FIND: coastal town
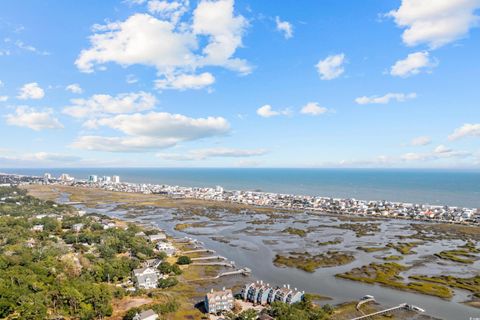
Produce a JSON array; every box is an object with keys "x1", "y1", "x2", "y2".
[{"x1": 2, "y1": 172, "x2": 479, "y2": 225}]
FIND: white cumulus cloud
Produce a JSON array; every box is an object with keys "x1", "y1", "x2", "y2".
[
  {"x1": 402, "y1": 145, "x2": 471, "y2": 161},
  {"x1": 387, "y1": 0, "x2": 480, "y2": 49},
  {"x1": 66, "y1": 83, "x2": 83, "y2": 94},
  {"x1": 17, "y1": 82, "x2": 45, "y2": 100},
  {"x1": 434, "y1": 144, "x2": 452, "y2": 154},
  {"x1": 300, "y1": 102, "x2": 328, "y2": 116},
  {"x1": 76, "y1": 0, "x2": 250, "y2": 85},
  {"x1": 448, "y1": 123, "x2": 480, "y2": 140},
  {"x1": 390, "y1": 51, "x2": 437, "y2": 77},
  {"x1": 71, "y1": 111, "x2": 230, "y2": 152},
  {"x1": 5, "y1": 106, "x2": 63, "y2": 131},
  {"x1": 63, "y1": 91, "x2": 157, "y2": 118},
  {"x1": 355, "y1": 92, "x2": 417, "y2": 105},
  {"x1": 0, "y1": 96, "x2": 8, "y2": 102},
  {"x1": 192, "y1": 0, "x2": 250, "y2": 73},
  {"x1": 155, "y1": 72, "x2": 215, "y2": 90},
  {"x1": 411, "y1": 136, "x2": 431, "y2": 146},
  {"x1": 256, "y1": 104, "x2": 290, "y2": 118},
  {"x1": 315, "y1": 53, "x2": 345, "y2": 80},
  {"x1": 275, "y1": 16, "x2": 293, "y2": 39},
  {"x1": 147, "y1": 0, "x2": 189, "y2": 24},
  {"x1": 76, "y1": 13, "x2": 196, "y2": 74}
]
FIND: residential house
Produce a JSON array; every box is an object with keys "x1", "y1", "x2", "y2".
[
  {"x1": 142, "y1": 258, "x2": 162, "y2": 269},
  {"x1": 31, "y1": 224, "x2": 44, "y2": 232},
  {"x1": 156, "y1": 242, "x2": 176, "y2": 256},
  {"x1": 205, "y1": 288, "x2": 234, "y2": 314},
  {"x1": 132, "y1": 267, "x2": 158, "y2": 289},
  {"x1": 101, "y1": 220, "x2": 116, "y2": 229},
  {"x1": 148, "y1": 233, "x2": 166, "y2": 242},
  {"x1": 135, "y1": 231, "x2": 146, "y2": 237},
  {"x1": 72, "y1": 223, "x2": 84, "y2": 232},
  {"x1": 133, "y1": 309, "x2": 158, "y2": 320},
  {"x1": 25, "y1": 238, "x2": 36, "y2": 248}
]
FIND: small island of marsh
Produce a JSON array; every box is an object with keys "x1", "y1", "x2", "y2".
[
  {"x1": 282, "y1": 227, "x2": 308, "y2": 237},
  {"x1": 274, "y1": 250, "x2": 355, "y2": 272},
  {"x1": 409, "y1": 274, "x2": 480, "y2": 297},
  {"x1": 336, "y1": 262, "x2": 453, "y2": 299},
  {"x1": 434, "y1": 241, "x2": 480, "y2": 264},
  {"x1": 317, "y1": 238, "x2": 343, "y2": 246},
  {"x1": 336, "y1": 223, "x2": 381, "y2": 237},
  {"x1": 386, "y1": 241, "x2": 422, "y2": 255},
  {"x1": 356, "y1": 246, "x2": 387, "y2": 253},
  {"x1": 382, "y1": 255, "x2": 403, "y2": 261}
]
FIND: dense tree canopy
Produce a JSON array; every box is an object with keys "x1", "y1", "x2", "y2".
[
  {"x1": 267, "y1": 296, "x2": 333, "y2": 320},
  {"x1": 0, "y1": 187, "x2": 159, "y2": 319}
]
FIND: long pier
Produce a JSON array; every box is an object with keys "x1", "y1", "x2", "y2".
[
  {"x1": 190, "y1": 255, "x2": 227, "y2": 261},
  {"x1": 191, "y1": 262, "x2": 235, "y2": 267},
  {"x1": 182, "y1": 249, "x2": 215, "y2": 254},
  {"x1": 351, "y1": 303, "x2": 407, "y2": 320},
  {"x1": 188, "y1": 267, "x2": 251, "y2": 282}
]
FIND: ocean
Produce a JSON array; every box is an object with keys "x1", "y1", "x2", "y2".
[{"x1": 2, "y1": 168, "x2": 480, "y2": 208}]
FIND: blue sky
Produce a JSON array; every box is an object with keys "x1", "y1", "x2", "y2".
[{"x1": 0, "y1": 0, "x2": 479, "y2": 168}]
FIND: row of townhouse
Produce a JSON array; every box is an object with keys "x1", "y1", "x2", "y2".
[{"x1": 242, "y1": 281, "x2": 304, "y2": 306}]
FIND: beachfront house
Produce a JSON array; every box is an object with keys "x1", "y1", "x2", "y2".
[
  {"x1": 132, "y1": 267, "x2": 158, "y2": 289},
  {"x1": 205, "y1": 288, "x2": 234, "y2": 314},
  {"x1": 156, "y1": 242, "x2": 176, "y2": 256},
  {"x1": 133, "y1": 309, "x2": 158, "y2": 320}
]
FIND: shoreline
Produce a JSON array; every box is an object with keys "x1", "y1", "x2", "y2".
[
  {"x1": 3, "y1": 168, "x2": 480, "y2": 207},
  {"x1": 2, "y1": 171, "x2": 480, "y2": 226},
  {"x1": 35, "y1": 181, "x2": 480, "y2": 228}
]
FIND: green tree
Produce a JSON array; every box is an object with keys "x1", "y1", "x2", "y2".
[
  {"x1": 123, "y1": 307, "x2": 141, "y2": 320},
  {"x1": 237, "y1": 308, "x2": 258, "y2": 320},
  {"x1": 176, "y1": 255, "x2": 192, "y2": 265},
  {"x1": 158, "y1": 277, "x2": 178, "y2": 289},
  {"x1": 0, "y1": 299, "x2": 14, "y2": 318}
]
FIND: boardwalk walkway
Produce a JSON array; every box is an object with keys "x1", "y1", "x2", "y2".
[
  {"x1": 182, "y1": 249, "x2": 215, "y2": 254},
  {"x1": 190, "y1": 255, "x2": 227, "y2": 261},
  {"x1": 191, "y1": 262, "x2": 235, "y2": 267},
  {"x1": 188, "y1": 267, "x2": 251, "y2": 282},
  {"x1": 351, "y1": 303, "x2": 407, "y2": 320}
]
